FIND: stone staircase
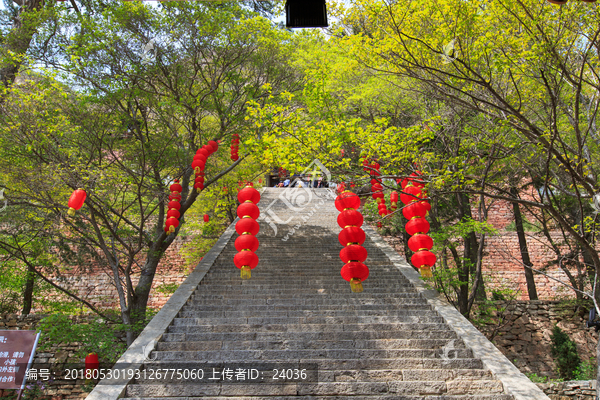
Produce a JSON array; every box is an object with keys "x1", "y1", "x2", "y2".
[{"x1": 115, "y1": 188, "x2": 541, "y2": 400}]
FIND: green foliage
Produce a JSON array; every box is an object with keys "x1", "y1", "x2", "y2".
[
  {"x1": 525, "y1": 373, "x2": 548, "y2": 383},
  {"x1": 155, "y1": 282, "x2": 180, "y2": 295},
  {"x1": 550, "y1": 325, "x2": 581, "y2": 380},
  {"x1": 573, "y1": 358, "x2": 597, "y2": 381},
  {"x1": 36, "y1": 311, "x2": 156, "y2": 364}
]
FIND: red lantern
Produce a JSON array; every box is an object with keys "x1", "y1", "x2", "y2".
[
  {"x1": 401, "y1": 172, "x2": 425, "y2": 189},
  {"x1": 208, "y1": 140, "x2": 219, "y2": 153},
  {"x1": 168, "y1": 200, "x2": 181, "y2": 211},
  {"x1": 411, "y1": 250, "x2": 436, "y2": 278},
  {"x1": 400, "y1": 185, "x2": 424, "y2": 205},
  {"x1": 258, "y1": 178, "x2": 263, "y2": 184},
  {"x1": 402, "y1": 201, "x2": 429, "y2": 220},
  {"x1": 371, "y1": 183, "x2": 383, "y2": 192},
  {"x1": 235, "y1": 234, "x2": 259, "y2": 252},
  {"x1": 340, "y1": 262, "x2": 369, "y2": 293},
  {"x1": 340, "y1": 245, "x2": 368, "y2": 263},
  {"x1": 85, "y1": 353, "x2": 99, "y2": 378},
  {"x1": 198, "y1": 148, "x2": 210, "y2": 158},
  {"x1": 234, "y1": 250, "x2": 259, "y2": 279},
  {"x1": 192, "y1": 159, "x2": 205, "y2": 174},
  {"x1": 194, "y1": 181, "x2": 204, "y2": 190},
  {"x1": 167, "y1": 209, "x2": 180, "y2": 219},
  {"x1": 165, "y1": 217, "x2": 179, "y2": 234},
  {"x1": 338, "y1": 226, "x2": 366, "y2": 246},
  {"x1": 170, "y1": 180, "x2": 182, "y2": 194},
  {"x1": 203, "y1": 214, "x2": 209, "y2": 223},
  {"x1": 390, "y1": 191, "x2": 398, "y2": 204},
  {"x1": 337, "y1": 209, "x2": 364, "y2": 228},
  {"x1": 334, "y1": 192, "x2": 361, "y2": 211},
  {"x1": 408, "y1": 234, "x2": 434, "y2": 252},
  {"x1": 67, "y1": 189, "x2": 87, "y2": 216},
  {"x1": 405, "y1": 218, "x2": 430, "y2": 235},
  {"x1": 238, "y1": 186, "x2": 261, "y2": 204},
  {"x1": 235, "y1": 218, "x2": 260, "y2": 235},
  {"x1": 169, "y1": 193, "x2": 182, "y2": 202},
  {"x1": 237, "y1": 202, "x2": 260, "y2": 220}
]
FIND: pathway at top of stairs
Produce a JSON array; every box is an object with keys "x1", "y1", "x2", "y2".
[{"x1": 122, "y1": 188, "x2": 522, "y2": 399}]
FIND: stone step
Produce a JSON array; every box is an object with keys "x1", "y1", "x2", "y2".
[
  {"x1": 124, "y1": 380, "x2": 505, "y2": 397},
  {"x1": 188, "y1": 296, "x2": 424, "y2": 305},
  {"x1": 167, "y1": 322, "x2": 451, "y2": 334},
  {"x1": 191, "y1": 293, "x2": 422, "y2": 300},
  {"x1": 139, "y1": 358, "x2": 486, "y2": 371},
  {"x1": 157, "y1": 338, "x2": 467, "y2": 351},
  {"x1": 122, "y1": 395, "x2": 513, "y2": 400},
  {"x1": 176, "y1": 309, "x2": 436, "y2": 318},
  {"x1": 150, "y1": 348, "x2": 474, "y2": 361},
  {"x1": 170, "y1": 316, "x2": 445, "y2": 326},
  {"x1": 181, "y1": 302, "x2": 431, "y2": 311},
  {"x1": 161, "y1": 330, "x2": 460, "y2": 342}
]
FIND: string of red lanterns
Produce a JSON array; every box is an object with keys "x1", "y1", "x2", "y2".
[
  {"x1": 192, "y1": 140, "x2": 219, "y2": 191},
  {"x1": 67, "y1": 188, "x2": 87, "y2": 216},
  {"x1": 165, "y1": 179, "x2": 182, "y2": 234},
  {"x1": 400, "y1": 172, "x2": 436, "y2": 278},
  {"x1": 390, "y1": 191, "x2": 398, "y2": 211},
  {"x1": 231, "y1": 134, "x2": 240, "y2": 161},
  {"x1": 335, "y1": 191, "x2": 369, "y2": 293},
  {"x1": 234, "y1": 183, "x2": 261, "y2": 279}
]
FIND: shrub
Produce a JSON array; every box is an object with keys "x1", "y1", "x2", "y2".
[{"x1": 550, "y1": 325, "x2": 581, "y2": 380}]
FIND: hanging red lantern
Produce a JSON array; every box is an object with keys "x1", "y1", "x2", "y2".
[
  {"x1": 168, "y1": 193, "x2": 182, "y2": 202},
  {"x1": 170, "y1": 180, "x2": 182, "y2": 194},
  {"x1": 168, "y1": 200, "x2": 181, "y2": 211},
  {"x1": 258, "y1": 178, "x2": 263, "y2": 184},
  {"x1": 340, "y1": 244, "x2": 368, "y2": 263},
  {"x1": 237, "y1": 202, "x2": 260, "y2": 220},
  {"x1": 203, "y1": 214, "x2": 209, "y2": 223},
  {"x1": 84, "y1": 353, "x2": 99, "y2": 378},
  {"x1": 400, "y1": 185, "x2": 424, "y2": 205},
  {"x1": 238, "y1": 186, "x2": 261, "y2": 204},
  {"x1": 235, "y1": 234, "x2": 259, "y2": 252},
  {"x1": 198, "y1": 148, "x2": 210, "y2": 158},
  {"x1": 235, "y1": 218, "x2": 260, "y2": 236},
  {"x1": 192, "y1": 159, "x2": 205, "y2": 174},
  {"x1": 338, "y1": 226, "x2": 366, "y2": 246},
  {"x1": 231, "y1": 134, "x2": 240, "y2": 161},
  {"x1": 165, "y1": 217, "x2": 179, "y2": 234},
  {"x1": 194, "y1": 181, "x2": 204, "y2": 190},
  {"x1": 67, "y1": 189, "x2": 87, "y2": 216},
  {"x1": 167, "y1": 209, "x2": 181, "y2": 219},
  {"x1": 411, "y1": 250, "x2": 436, "y2": 278},
  {"x1": 405, "y1": 218, "x2": 430, "y2": 235},
  {"x1": 334, "y1": 192, "x2": 361, "y2": 211},
  {"x1": 371, "y1": 183, "x2": 383, "y2": 192},
  {"x1": 234, "y1": 250, "x2": 259, "y2": 279},
  {"x1": 337, "y1": 209, "x2": 364, "y2": 228},
  {"x1": 340, "y1": 262, "x2": 369, "y2": 293},
  {"x1": 401, "y1": 172, "x2": 425, "y2": 189},
  {"x1": 402, "y1": 201, "x2": 429, "y2": 220},
  {"x1": 408, "y1": 234, "x2": 434, "y2": 252},
  {"x1": 390, "y1": 191, "x2": 398, "y2": 204},
  {"x1": 208, "y1": 140, "x2": 219, "y2": 153}
]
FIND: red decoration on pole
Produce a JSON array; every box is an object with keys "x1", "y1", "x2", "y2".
[
  {"x1": 400, "y1": 171, "x2": 435, "y2": 277},
  {"x1": 234, "y1": 183, "x2": 260, "y2": 279},
  {"x1": 203, "y1": 214, "x2": 210, "y2": 223},
  {"x1": 67, "y1": 189, "x2": 87, "y2": 216},
  {"x1": 335, "y1": 191, "x2": 369, "y2": 293}
]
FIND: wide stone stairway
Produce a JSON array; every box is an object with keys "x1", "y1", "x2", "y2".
[{"x1": 94, "y1": 188, "x2": 547, "y2": 400}]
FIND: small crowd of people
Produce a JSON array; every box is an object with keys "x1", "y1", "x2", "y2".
[{"x1": 275, "y1": 175, "x2": 330, "y2": 188}]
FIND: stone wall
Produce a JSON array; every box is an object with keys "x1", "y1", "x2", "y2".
[
  {"x1": 474, "y1": 300, "x2": 597, "y2": 378},
  {"x1": 537, "y1": 380, "x2": 596, "y2": 400}
]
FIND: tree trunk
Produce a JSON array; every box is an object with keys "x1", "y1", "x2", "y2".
[
  {"x1": 510, "y1": 187, "x2": 538, "y2": 300},
  {"x1": 0, "y1": 0, "x2": 44, "y2": 104},
  {"x1": 21, "y1": 263, "x2": 35, "y2": 315}
]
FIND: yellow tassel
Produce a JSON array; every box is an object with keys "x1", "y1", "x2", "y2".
[
  {"x1": 241, "y1": 265, "x2": 251, "y2": 280},
  {"x1": 420, "y1": 266, "x2": 433, "y2": 278},
  {"x1": 350, "y1": 278, "x2": 363, "y2": 293}
]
